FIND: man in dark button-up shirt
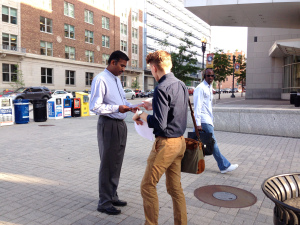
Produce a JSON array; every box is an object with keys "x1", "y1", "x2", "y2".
[{"x1": 132, "y1": 50, "x2": 189, "y2": 225}]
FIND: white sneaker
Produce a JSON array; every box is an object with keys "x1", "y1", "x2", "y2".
[{"x1": 220, "y1": 164, "x2": 239, "y2": 174}]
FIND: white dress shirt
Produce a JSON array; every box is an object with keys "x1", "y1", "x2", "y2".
[
  {"x1": 89, "y1": 69, "x2": 131, "y2": 120},
  {"x1": 193, "y1": 80, "x2": 214, "y2": 127}
]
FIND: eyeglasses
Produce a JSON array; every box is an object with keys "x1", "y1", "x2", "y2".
[{"x1": 206, "y1": 75, "x2": 214, "y2": 78}]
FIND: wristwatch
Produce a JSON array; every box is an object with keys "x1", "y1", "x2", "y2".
[{"x1": 137, "y1": 110, "x2": 143, "y2": 116}]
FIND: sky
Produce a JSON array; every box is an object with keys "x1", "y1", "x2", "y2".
[{"x1": 210, "y1": 26, "x2": 248, "y2": 55}]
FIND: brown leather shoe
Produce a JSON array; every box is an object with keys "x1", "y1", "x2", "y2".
[
  {"x1": 97, "y1": 206, "x2": 121, "y2": 215},
  {"x1": 112, "y1": 200, "x2": 127, "y2": 207}
]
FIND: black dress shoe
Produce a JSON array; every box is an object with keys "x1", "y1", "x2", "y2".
[
  {"x1": 112, "y1": 200, "x2": 127, "y2": 207},
  {"x1": 97, "y1": 206, "x2": 121, "y2": 215}
]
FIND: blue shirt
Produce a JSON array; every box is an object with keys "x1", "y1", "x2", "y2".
[{"x1": 147, "y1": 72, "x2": 189, "y2": 137}]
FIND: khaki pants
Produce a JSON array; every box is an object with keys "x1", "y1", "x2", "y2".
[{"x1": 141, "y1": 136, "x2": 187, "y2": 225}]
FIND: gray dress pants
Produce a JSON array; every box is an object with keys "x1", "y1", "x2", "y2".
[{"x1": 97, "y1": 116, "x2": 127, "y2": 209}]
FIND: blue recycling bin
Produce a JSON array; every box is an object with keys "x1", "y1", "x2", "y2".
[{"x1": 13, "y1": 99, "x2": 29, "y2": 124}]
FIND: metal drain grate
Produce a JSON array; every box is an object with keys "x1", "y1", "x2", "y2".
[{"x1": 194, "y1": 185, "x2": 257, "y2": 208}]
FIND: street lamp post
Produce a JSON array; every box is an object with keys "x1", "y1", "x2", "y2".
[
  {"x1": 231, "y1": 55, "x2": 236, "y2": 98},
  {"x1": 201, "y1": 37, "x2": 207, "y2": 74}
]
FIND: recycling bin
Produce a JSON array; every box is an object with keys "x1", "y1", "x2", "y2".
[
  {"x1": 33, "y1": 99, "x2": 47, "y2": 122},
  {"x1": 71, "y1": 98, "x2": 81, "y2": 117},
  {"x1": 48, "y1": 97, "x2": 63, "y2": 119},
  {"x1": 0, "y1": 97, "x2": 14, "y2": 126},
  {"x1": 75, "y1": 92, "x2": 89, "y2": 117},
  {"x1": 290, "y1": 91, "x2": 297, "y2": 104},
  {"x1": 13, "y1": 99, "x2": 29, "y2": 124},
  {"x1": 63, "y1": 96, "x2": 72, "y2": 118}
]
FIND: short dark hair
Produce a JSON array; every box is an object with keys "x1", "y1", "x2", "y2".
[{"x1": 108, "y1": 51, "x2": 129, "y2": 64}]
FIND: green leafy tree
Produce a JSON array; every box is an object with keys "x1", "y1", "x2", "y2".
[
  {"x1": 213, "y1": 49, "x2": 232, "y2": 99},
  {"x1": 157, "y1": 33, "x2": 200, "y2": 83},
  {"x1": 235, "y1": 55, "x2": 246, "y2": 96},
  {"x1": 10, "y1": 64, "x2": 25, "y2": 90},
  {"x1": 131, "y1": 77, "x2": 140, "y2": 90}
]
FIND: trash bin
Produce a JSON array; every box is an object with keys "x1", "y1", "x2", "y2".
[
  {"x1": 295, "y1": 94, "x2": 300, "y2": 107},
  {"x1": 63, "y1": 96, "x2": 72, "y2": 118},
  {"x1": 290, "y1": 91, "x2": 297, "y2": 104},
  {"x1": 0, "y1": 97, "x2": 14, "y2": 126},
  {"x1": 75, "y1": 92, "x2": 89, "y2": 117},
  {"x1": 13, "y1": 99, "x2": 29, "y2": 124},
  {"x1": 33, "y1": 99, "x2": 47, "y2": 122},
  {"x1": 71, "y1": 98, "x2": 81, "y2": 117}
]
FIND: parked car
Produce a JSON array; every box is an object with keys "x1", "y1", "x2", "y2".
[
  {"x1": 134, "y1": 90, "x2": 142, "y2": 98},
  {"x1": 0, "y1": 90, "x2": 14, "y2": 97},
  {"x1": 223, "y1": 88, "x2": 231, "y2": 93},
  {"x1": 124, "y1": 89, "x2": 135, "y2": 99},
  {"x1": 212, "y1": 89, "x2": 216, "y2": 94},
  {"x1": 187, "y1": 87, "x2": 195, "y2": 95},
  {"x1": 52, "y1": 90, "x2": 73, "y2": 99},
  {"x1": 2, "y1": 86, "x2": 52, "y2": 101}
]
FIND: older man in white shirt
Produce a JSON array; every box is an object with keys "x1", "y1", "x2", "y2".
[
  {"x1": 193, "y1": 68, "x2": 238, "y2": 174},
  {"x1": 90, "y1": 51, "x2": 138, "y2": 215}
]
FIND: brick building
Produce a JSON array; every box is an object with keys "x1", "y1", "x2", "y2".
[{"x1": 0, "y1": 0, "x2": 144, "y2": 93}]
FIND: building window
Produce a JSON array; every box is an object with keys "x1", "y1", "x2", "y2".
[
  {"x1": 85, "y1": 30, "x2": 94, "y2": 44},
  {"x1": 101, "y1": 0, "x2": 110, "y2": 11},
  {"x1": 84, "y1": 9, "x2": 93, "y2": 24},
  {"x1": 102, "y1": 54, "x2": 109, "y2": 65},
  {"x1": 40, "y1": 41, "x2": 53, "y2": 56},
  {"x1": 64, "y1": 1, "x2": 74, "y2": 18},
  {"x1": 132, "y1": 44, "x2": 138, "y2": 54},
  {"x1": 41, "y1": 67, "x2": 53, "y2": 84},
  {"x1": 132, "y1": 60, "x2": 138, "y2": 68},
  {"x1": 121, "y1": 23, "x2": 127, "y2": 35},
  {"x1": 65, "y1": 46, "x2": 75, "y2": 60},
  {"x1": 102, "y1": 16, "x2": 109, "y2": 29},
  {"x1": 2, "y1": 63, "x2": 17, "y2": 82},
  {"x1": 41, "y1": 0, "x2": 52, "y2": 10},
  {"x1": 102, "y1": 35, "x2": 110, "y2": 48},
  {"x1": 65, "y1": 70, "x2": 75, "y2": 85},
  {"x1": 2, "y1": 6, "x2": 17, "y2": 24},
  {"x1": 40, "y1": 16, "x2": 52, "y2": 33},
  {"x1": 121, "y1": 75, "x2": 127, "y2": 87},
  {"x1": 132, "y1": 28, "x2": 138, "y2": 39},
  {"x1": 121, "y1": 8, "x2": 127, "y2": 18},
  {"x1": 254, "y1": 36, "x2": 258, "y2": 42},
  {"x1": 85, "y1": 50, "x2": 94, "y2": 62},
  {"x1": 121, "y1": 40, "x2": 127, "y2": 52},
  {"x1": 64, "y1": 24, "x2": 75, "y2": 39},
  {"x1": 2, "y1": 33, "x2": 17, "y2": 51},
  {"x1": 132, "y1": 11, "x2": 138, "y2": 22},
  {"x1": 85, "y1": 72, "x2": 93, "y2": 86}
]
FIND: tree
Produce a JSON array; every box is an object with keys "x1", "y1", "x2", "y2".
[
  {"x1": 235, "y1": 55, "x2": 246, "y2": 97},
  {"x1": 157, "y1": 33, "x2": 200, "y2": 83},
  {"x1": 131, "y1": 77, "x2": 140, "y2": 90},
  {"x1": 212, "y1": 49, "x2": 232, "y2": 99},
  {"x1": 10, "y1": 64, "x2": 25, "y2": 90}
]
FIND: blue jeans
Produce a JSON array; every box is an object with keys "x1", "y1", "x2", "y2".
[{"x1": 201, "y1": 123, "x2": 231, "y2": 171}]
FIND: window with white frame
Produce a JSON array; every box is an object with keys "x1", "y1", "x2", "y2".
[
  {"x1": 65, "y1": 46, "x2": 75, "y2": 60},
  {"x1": 2, "y1": 63, "x2": 17, "y2": 82},
  {"x1": 102, "y1": 54, "x2": 110, "y2": 65},
  {"x1": 40, "y1": 16, "x2": 52, "y2": 33},
  {"x1": 85, "y1": 72, "x2": 93, "y2": 86},
  {"x1": 40, "y1": 41, "x2": 53, "y2": 56},
  {"x1": 132, "y1": 28, "x2": 138, "y2": 39},
  {"x1": 64, "y1": 1, "x2": 74, "y2": 18},
  {"x1": 2, "y1": 6, "x2": 17, "y2": 24},
  {"x1": 101, "y1": 0, "x2": 110, "y2": 11},
  {"x1": 41, "y1": 67, "x2": 53, "y2": 84},
  {"x1": 65, "y1": 70, "x2": 75, "y2": 85},
  {"x1": 132, "y1": 44, "x2": 138, "y2": 54},
  {"x1": 121, "y1": 8, "x2": 127, "y2": 18},
  {"x1": 121, "y1": 40, "x2": 127, "y2": 52},
  {"x1": 121, "y1": 23, "x2": 127, "y2": 35},
  {"x1": 132, "y1": 60, "x2": 138, "y2": 68},
  {"x1": 121, "y1": 75, "x2": 127, "y2": 87},
  {"x1": 132, "y1": 11, "x2": 138, "y2": 22},
  {"x1": 84, "y1": 9, "x2": 93, "y2": 24},
  {"x1": 102, "y1": 16, "x2": 109, "y2": 29},
  {"x1": 41, "y1": 0, "x2": 52, "y2": 10},
  {"x1": 85, "y1": 50, "x2": 94, "y2": 62},
  {"x1": 64, "y1": 24, "x2": 75, "y2": 39},
  {"x1": 2, "y1": 33, "x2": 17, "y2": 51},
  {"x1": 102, "y1": 35, "x2": 110, "y2": 48},
  {"x1": 85, "y1": 30, "x2": 94, "y2": 44}
]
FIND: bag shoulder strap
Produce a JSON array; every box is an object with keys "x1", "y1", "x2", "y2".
[{"x1": 188, "y1": 99, "x2": 201, "y2": 142}]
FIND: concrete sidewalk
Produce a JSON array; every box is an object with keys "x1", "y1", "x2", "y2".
[{"x1": 0, "y1": 115, "x2": 299, "y2": 225}]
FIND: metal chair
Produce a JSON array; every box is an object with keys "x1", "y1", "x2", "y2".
[{"x1": 262, "y1": 173, "x2": 300, "y2": 225}]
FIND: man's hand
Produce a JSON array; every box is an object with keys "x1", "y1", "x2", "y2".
[
  {"x1": 142, "y1": 101, "x2": 153, "y2": 111},
  {"x1": 119, "y1": 105, "x2": 132, "y2": 113},
  {"x1": 197, "y1": 126, "x2": 202, "y2": 131},
  {"x1": 132, "y1": 112, "x2": 143, "y2": 125},
  {"x1": 131, "y1": 107, "x2": 140, "y2": 113}
]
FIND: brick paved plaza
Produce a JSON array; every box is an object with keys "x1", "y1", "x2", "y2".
[{"x1": 0, "y1": 115, "x2": 299, "y2": 225}]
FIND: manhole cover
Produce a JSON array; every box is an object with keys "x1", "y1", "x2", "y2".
[
  {"x1": 38, "y1": 125, "x2": 55, "y2": 126},
  {"x1": 194, "y1": 185, "x2": 257, "y2": 208}
]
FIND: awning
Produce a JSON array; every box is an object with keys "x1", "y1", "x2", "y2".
[{"x1": 269, "y1": 39, "x2": 300, "y2": 57}]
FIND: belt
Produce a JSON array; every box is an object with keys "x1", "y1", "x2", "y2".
[{"x1": 100, "y1": 115, "x2": 124, "y2": 121}]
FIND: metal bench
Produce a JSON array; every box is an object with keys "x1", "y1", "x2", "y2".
[{"x1": 262, "y1": 173, "x2": 300, "y2": 225}]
